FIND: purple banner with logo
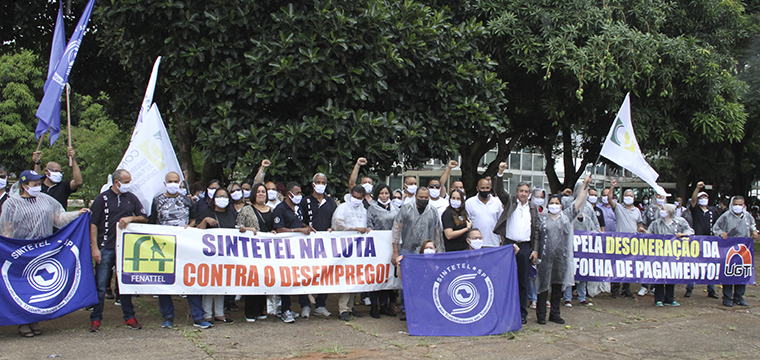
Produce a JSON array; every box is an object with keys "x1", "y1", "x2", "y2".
[
  {"x1": 401, "y1": 246, "x2": 521, "y2": 336},
  {"x1": 573, "y1": 231, "x2": 755, "y2": 285}
]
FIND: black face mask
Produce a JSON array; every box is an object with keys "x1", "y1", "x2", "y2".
[
  {"x1": 417, "y1": 199, "x2": 429, "y2": 210},
  {"x1": 478, "y1": 191, "x2": 490, "y2": 199}
]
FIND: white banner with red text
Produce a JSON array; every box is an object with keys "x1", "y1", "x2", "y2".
[{"x1": 116, "y1": 224, "x2": 401, "y2": 295}]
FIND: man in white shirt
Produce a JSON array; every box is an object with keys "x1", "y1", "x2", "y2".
[
  {"x1": 402, "y1": 176, "x2": 417, "y2": 205},
  {"x1": 465, "y1": 179, "x2": 503, "y2": 247},
  {"x1": 332, "y1": 185, "x2": 370, "y2": 322}
]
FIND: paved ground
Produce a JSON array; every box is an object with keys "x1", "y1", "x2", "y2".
[{"x1": 1, "y1": 283, "x2": 759, "y2": 359}]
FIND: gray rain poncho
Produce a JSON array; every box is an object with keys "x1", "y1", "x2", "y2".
[
  {"x1": 536, "y1": 204, "x2": 578, "y2": 294},
  {"x1": 0, "y1": 183, "x2": 80, "y2": 240},
  {"x1": 367, "y1": 200, "x2": 398, "y2": 231},
  {"x1": 392, "y1": 202, "x2": 443, "y2": 253},
  {"x1": 574, "y1": 201, "x2": 602, "y2": 232}
]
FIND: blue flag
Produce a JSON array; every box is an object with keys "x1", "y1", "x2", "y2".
[
  {"x1": 0, "y1": 214, "x2": 97, "y2": 326},
  {"x1": 401, "y1": 246, "x2": 522, "y2": 336},
  {"x1": 35, "y1": 0, "x2": 67, "y2": 146},
  {"x1": 35, "y1": 0, "x2": 97, "y2": 146}
]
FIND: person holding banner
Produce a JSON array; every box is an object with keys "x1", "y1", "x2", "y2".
[
  {"x1": 366, "y1": 184, "x2": 398, "y2": 318},
  {"x1": 535, "y1": 174, "x2": 591, "y2": 325},
  {"x1": 0, "y1": 170, "x2": 89, "y2": 337},
  {"x1": 565, "y1": 184, "x2": 601, "y2": 307},
  {"x1": 713, "y1": 196, "x2": 759, "y2": 307},
  {"x1": 333, "y1": 185, "x2": 371, "y2": 321},
  {"x1": 0, "y1": 165, "x2": 8, "y2": 216},
  {"x1": 607, "y1": 179, "x2": 645, "y2": 299},
  {"x1": 686, "y1": 182, "x2": 719, "y2": 299},
  {"x1": 32, "y1": 147, "x2": 83, "y2": 209},
  {"x1": 646, "y1": 204, "x2": 693, "y2": 307},
  {"x1": 89, "y1": 169, "x2": 148, "y2": 332}
]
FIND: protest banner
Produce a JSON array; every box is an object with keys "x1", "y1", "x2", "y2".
[
  {"x1": 116, "y1": 224, "x2": 402, "y2": 295},
  {"x1": 573, "y1": 231, "x2": 755, "y2": 285},
  {"x1": 401, "y1": 246, "x2": 521, "y2": 336},
  {"x1": 0, "y1": 214, "x2": 97, "y2": 326}
]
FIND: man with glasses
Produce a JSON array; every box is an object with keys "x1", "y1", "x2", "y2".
[
  {"x1": 428, "y1": 160, "x2": 458, "y2": 217},
  {"x1": 32, "y1": 147, "x2": 83, "y2": 209}
]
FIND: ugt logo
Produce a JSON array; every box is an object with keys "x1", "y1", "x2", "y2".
[
  {"x1": 724, "y1": 244, "x2": 753, "y2": 278},
  {"x1": 122, "y1": 234, "x2": 176, "y2": 285}
]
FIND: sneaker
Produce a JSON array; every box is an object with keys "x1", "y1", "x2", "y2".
[
  {"x1": 257, "y1": 315, "x2": 268, "y2": 320},
  {"x1": 281, "y1": 310, "x2": 295, "y2": 323},
  {"x1": 193, "y1": 321, "x2": 213, "y2": 329},
  {"x1": 684, "y1": 289, "x2": 693, "y2": 298},
  {"x1": 314, "y1": 306, "x2": 332, "y2": 317},
  {"x1": 648, "y1": 289, "x2": 655, "y2": 296},
  {"x1": 622, "y1": 290, "x2": 635, "y2": 298},
  {"x1": 226, "y1": 304, "x2": 240, "y2": 312},
  {"x1": 301, "y1": 306, "x2": 311, "y2": 319},
  {"x1": 735, "y1": 300, "x2": 749, "y2": 307},
  {"x1": 125, "y1": 318, "x2": 142, "y2": 329},
  {"x1": 665, "y1": 301, "x2": 680, "y2": 307},
  {"x1": 545, "y1": 300, "x2": 551, "y2": 307},
  {"x1": 350, "y1": 308, "x2": 363, "y2": 317},
  {"x1": 105, "y1": 289, "x2": 114, "y2": 300},
  {"x1": 723, "y1": 300, "x2": 734, "y2": 307},
  {"x1": 245, "y1": 317, "x2": 256, "y2": 322},
  {"x1": 655, "y1": 301, "x2": 664, "y2": 307},
  {"x1": 379, "y1": 305, "x2": 396, "y2": 317},
  {"x1": 362, "y1": 297, "x2": 371, "y2": 306},
  {"x1": 114, "y1": 299, "x2": 121, "y2": 306},
  {"x1": 89, "y1": 320, "x2": 101, "y2": 332},
  {"x1": 339, "y1": 312, "x2": 351, "y2": 322},
  {"x1": 529, "y1": 301, "x2": 537, "y2": 309},
  {"x1": 235, "y1": 295, "x2": 242, "y2": 301},
  {"x1": 215, "y1": 317, "x2": 234, "y2": 324},
  {"x1": 548, "y1": 315, "x2": 565, "y2": 324},
  {"x1": 579, "y1": 300, "x2": 593, "y2": 306},
  {"x1": 161, "y1": 320, "x2": 173, "y2": 328},
  {"x1": 563, "y1": 301, "x2": 572, "y2": 307},
  {"x1": 707, "y1": 291, "x2": 720, "y2": 299},
  {"x1": 637, "y1": 287, "x2": 648, "y2": 296}
]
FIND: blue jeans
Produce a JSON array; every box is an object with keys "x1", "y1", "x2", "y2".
[
  {"x1": 528, "y1": 277, "x2": 537, "y2": 302},
  {"x1": 90, "y1": 249, "x2": 135, "y2": 321},
  {"x1": 159, "y1": 295, "x2": 205, "y2": 322},
  {"x1": 564, "y1": 282, "x2": 588, "y2": 302}
]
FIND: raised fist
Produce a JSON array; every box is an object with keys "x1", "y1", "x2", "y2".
[
  {"x1": 261, "y1": 159, "x2": 271, "y2": 168},
  {"x1": 356, "y1": 157, "x2": 367, "y2": 166}
]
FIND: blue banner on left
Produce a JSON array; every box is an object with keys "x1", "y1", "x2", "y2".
[{"x1": 0, "y1": 214, "x2": 97, "y2": 326}]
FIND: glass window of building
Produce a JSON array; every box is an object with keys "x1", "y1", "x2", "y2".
[
  {"x1": 521, "y1": 153, "x2": 532, "y2": 171},
  {"x1": 510, "y1": 152, "x2": 520, "y2": 170}
]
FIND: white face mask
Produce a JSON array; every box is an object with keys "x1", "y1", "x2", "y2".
[
  {"x1": 198, "y1": 191, "x2": 205, "y2": 199},
  {"x1": 26, "y1": 185, "x2": 42, "y2": 197},
  {"x1": 231, "y1": 190, "x2": 243, "y2": 201},
  {"x1": 392, "y1": 198, "x2": 404, "y2": 208},
  {"x1": 587, "y1": 196, "x2": 598, "y2": 204},
  {"x1": 450, "y1": 199, "x2": 462, "y2": 209},
  {"x1": 674, "y1": 201, "x2": 681, "y2": 207},
  {"x1": 215, "y1": 197, "x2": 229, "y2": 208},
  {"x1": 601, "y1": 196, "x2": 609, "y2": 204},
  {"x1": 267, "y1": 189, "x2": 278, "y2": 201},
  {"x1": 660, "y1": 210, "x2": 668, "y2": 219},
  {"x1": 243, "y1": 190, "x2": 252, "y2": 199},
  {"x1": 118, "y1": 181, "x2": 131, "y2": 194},
  {"x1": 290, "y1": 192, "x2": 302, "y2": 204},
  {"x1": 469, "y1": 239, "x2": 483, "y2": 250},
  {"x1": 405, "y1": 184, "x2": 417, "y2": 194},
  {"x1": 379, "y1": 198, "x2": 391, "y2": 206},
  {"x1": 623, "y1": 196, "x2": 634, "y2": 205},
  {"x1": 362, "y1": 183, "x2": 373, "y2": 194},
  {"x1": 350, "y1": 197, "x2": 363, "y2": 208},
  {"x1": 0, "y1": 178, "x2": 6, "y2": 189},
  {"x1": 207, "y1": 188, "x2": 217, "y2": 198},
  {"x1": 548, "y1": 204, "x2": 562, "y2": 214},
  {"x1": 165, "y1": 182, "x2": 180, "y2": 195},
  {"x1": 643, "y1": 199, "x2": 649, "y2": 205},
  {"x1": 313, "y1": 183, "x2": 326, "y2": 194},
  {"x1": 656, "y1": 198, "x2": 665, "y2": 206},
  {"x1": 48, "y1": 171, "x2": 63, "y2": 183},
  {"x1": 429, "y1": 188, "x2": 441, "y2": 198},
  {"x1": 699, "y1": 198, "x2": 709, "y2": 206},
  {"x1": 533, "y1": 198, "x2": 545, "y2": 207},
  {"x1": 732, "y1": 205, "x2": 744, "y2": 214},
  {"x1": 178, "y1": 188, "x2": 187, "y2": 196},
  {"x1": 423, "y1": 248, "x2": 436, "y2": 254}
]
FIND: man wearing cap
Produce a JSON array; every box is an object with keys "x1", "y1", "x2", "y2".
[
  {"x1": 88, "y1": 169, "x2": 148, "y2": 332},
  {"x1": 685, "y1": 181, "x2": 719, "y2": 298},
  {"x1": 32, "y1": 147, "x2": 83, "y2": 209}
]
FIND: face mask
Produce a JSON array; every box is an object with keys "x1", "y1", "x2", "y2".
[
  {"x1": 26, "y1": 185, "x2": 42, "y2": 197},
  {"x1": 379, "y1": 198, "x2": 391, "y2": 206},
  {"x1": 533, "y1": 198, "x2": 545, "y2": 207},
  {"x1": 656, "y1": 198, "x2": 665, "y2": 206},
  {"x1": 0, "y1": 178, "x2": 6, "y2": 189},
  {"x1": 469, "y1": 239, "x2": 483, "y2": 250},
  {"x1": 48, "y1": 171, "x2": 63, "y2": 183},
  {"x1": 417, "y1": 199, "x2": 429, "y2": 209},
  {"x1": 548, "y1": 204, "x2": 562, "y2": 214},
  {"x1": 699, "y1": 198, "x2": 709, "y2": 206},
  {"x1": 405, "y1": 184, "x2": 417, "y2": 194},
  {"x1": 207, "y1": 188, "x2": 217, "y2": 198},
  {"x1": 165, "y1": 182, "x2": 180, "y2": 195},
  {"x1": 623, "y1": 196, "x2": 634, "y2": 205},
  {"x1": 118, "y1": 181, "x2": 131, "y2": 194},
  {"x1": 478, "y1": 191, "x2": 490, "y2": 199},
  {"x1": 450, "y1": 200, "x2": 462, "y2": 209},
  {"x1": 430, "y1": 188, "x2": 442, "y2": 198},
  {"x1": 350, "y1": 197, "x2": 363, "y2": 208},
  {"x1": 675, "y1": 201, "x2": 681, "y2": 207},
  {"x1": 290, "y1": 192, "x2": 302, "y2": 204},
  {"x1": 179, "y1": 188, "x2": 188, "y2": 196},
  {"x1": 243, "y1": 190, "x2": 252, "y2": 198},
  {"x1": 601, "y1": 197, "x2": 609, "y2": 204},
  {"x1": 313, "y1": 183, "x2": 326, "y2": 194},
  {"x1": 215, "y1": 197, "x2": 229, "y2": 208},
  {"x1": 660, "y1": 210, "x2": 668, "y2": 219},
  {"x1": 267, "y1": 189, "x2": 278, "y2": 201},
  {"x1": 732, "y1": 205, "x2": 744, "y2": 214},
  {"x1": 643, "y1": 199, "x2": 649, "y2": 205},
  {"x1": 588, "y1": 196, "x2": 598, "y2": 204},
  {"x1": 392, "y1": 199, "x2": 404, "y2": 208},
  {"x1": 362, "y1": 183, "x2": 373, "y2": 194},
  {"x1": 198, "y1": 191, "x2": 205, "y2": 199},
  {"x1": 423, "y1": 248, "x2": 436, "y2": 254},
  {"x1": 231, "y1": 190, "x2": 243, "y2": 201}
]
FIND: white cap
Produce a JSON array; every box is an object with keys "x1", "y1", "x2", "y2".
[{"x1": 697, "y1": 191, "x2": 708, "y2": 198}]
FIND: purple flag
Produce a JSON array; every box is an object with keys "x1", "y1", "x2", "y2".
[
  {"x1": 401, "y1": 246, "x2": 521, "y2": 336},
  {"x1": 35, "y1": 1, "x2": 67, "y2": 145},
  {"x1": 35, "y1": 0, "x2": 96, "y2": 146}
]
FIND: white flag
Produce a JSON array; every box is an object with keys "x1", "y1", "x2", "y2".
[
  {"x1": 117, "y1": 57, "x2": 184, "y2": 215},
  {"x1": 600, "y1": 93, "x2": 665, "y2": 195}
]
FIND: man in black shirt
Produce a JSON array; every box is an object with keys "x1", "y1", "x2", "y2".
[
  {"x1": 685, "y1": 181, "x2": 719, "y2": 299},
  {"x1": 301, "y1": 173, "x2": 337, "y2": 318},
  {"x1": 33, "y1": 147, "x2": 83, "y2": 209},
  {"x1": 88, "y1": 169, "x2": 148, "y2": 332}
]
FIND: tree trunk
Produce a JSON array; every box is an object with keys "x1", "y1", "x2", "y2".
[
  {"x1": 173, "y1": 115, "x2": 197, "y2": 184},
  {"x1": 543, "y1": 142, "x2": 562, "y2": 194}
]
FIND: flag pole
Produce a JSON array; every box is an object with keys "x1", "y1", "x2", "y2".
[
  {"x1": 36, "y1": 130, "x2": 47, "y2": 152},
  {"x1": 65, "y1": 83, "x2": 72, "y2": 166}
]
